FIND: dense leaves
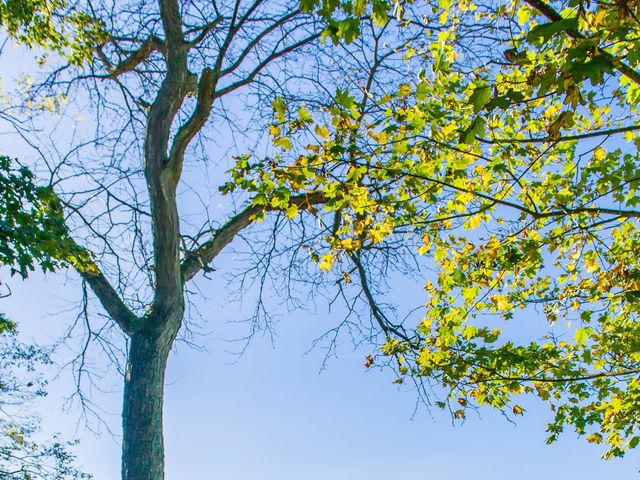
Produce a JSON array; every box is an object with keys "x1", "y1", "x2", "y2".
[
  {"x1": 300, "y1": 0, "x2": 398, "y2": 42},
  {"x1": 0, "y1": 0, "x2": 105, "y2": 64},
  {"x1": 225, "y1": 0, "x2": 640, "y2": 458},
  {"x1": 0, "y1": 155, "x2": 80, "y2": 280}
]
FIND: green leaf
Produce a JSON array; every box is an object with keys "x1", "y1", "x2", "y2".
[
  {"x1": 574, "y1": 327, "x2": 595, "y2": 346},
  {"x1": 527, "y1": 17, "x2": 579, "y2": 45},
  {"x1": 469, "y1": 86, "x2": 492, "y2": 113}
]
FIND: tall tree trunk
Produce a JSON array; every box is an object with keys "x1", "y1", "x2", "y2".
[{"x1": 121, "y1": 326, "x2": 177, "y2": 480}]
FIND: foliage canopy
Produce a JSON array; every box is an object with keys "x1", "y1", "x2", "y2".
[
  {"x1": 0, "y1": 0, "x2": 104, "y2": 64},
  {"x1": 226, "y1": 0, "x2": 640, "y2": 459},
  {"x1": 0, "y1": 155, "x2": 80, "y2": 280}
]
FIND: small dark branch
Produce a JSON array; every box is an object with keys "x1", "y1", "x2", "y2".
[
  {"x1": 214, "y1": 33, "x2": 321, "y2": 98},
  {"x1": 371, "y1": 164, "x2": 640, "y2": 221},
  {"x1": 475, "y1": 366, "x2": 640, "y2": 384},
  {"x1": 218, "y1": 9, "x2": 303, "y2": 79},
  {"x1": 187, "y1": 16, "x2": 224, "y2": 46},
  {"x1": 211, "y1": 0, "x2": 262, "y2": 77},
  {"x1": 348, "y1": 251, "x2": 413, "y2": 343},
  {"x1": 481, "y1": 123, "x2": 640, "y2": 144},
  {"x1": 181, "y1": 191, "x2": 325, "y2": 281},
  {"x1": 538, "y1": 206, "x2": 640, "y2": 219}
]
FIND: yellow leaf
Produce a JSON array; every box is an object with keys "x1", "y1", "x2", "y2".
[
  {"x1": 593, "y1": 147, "x2": 606, "y2": 161},
  {"x1": 491, "y1": 295, "x2": 513, "y2": 311},
  {"x1": 398, "y1": 83, "x2": 411, "y2": 97},
  {"x1": 315, "y1": 125, "x2": 330, "y2": 139},
  {"x1": 337, "y1": 238, "x2": 353, "y2": 250},
  {"x1": 417, "y1": 236, "x2": 432, "y2": 255},
  {"x1": 517, "y1": 6, "x2": 530, "y2": 25},
  {"x1": 587, "y1": 433, "x2": 603, "y2": 444},
  {"x1": 319, "y1": 253, "x2": 334, "y2": 271},
  {"x1": 268, "y1": 124, "x2": 281, "y2": 137},
  {"x1": 464, "y1": 214, "x2": 482, "y2": 230},
  {"x1": 512, "y1": 405, "x2": 525, "y2": 415},
  {"x1": 285, "y1": 203, "x2": 299, "y2": 219}
]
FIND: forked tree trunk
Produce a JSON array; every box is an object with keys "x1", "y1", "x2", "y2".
[{"x1": 121, "y1": 327, "x2": 176, "y2": 480}]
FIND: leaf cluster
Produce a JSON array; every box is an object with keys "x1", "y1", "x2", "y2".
[
  {"x1": 0, "y1": 0, "x2": 106, "y2": 65},
  {"x1": 0, "y1": 155, "x2": 85, "y2": 279}
]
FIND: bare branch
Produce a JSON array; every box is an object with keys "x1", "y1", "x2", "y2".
[
  {"x1": 214, "y1": 32, "x2": 322, "y2": 98},
  {"x1": 68, "y1": 238, "x2": 141, "y2": 336},
  {"x1": 181, "y1": 191, "x2": 325, "y2": 282}
]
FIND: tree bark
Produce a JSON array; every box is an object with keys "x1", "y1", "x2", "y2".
[{"x1": 121, "y1": 326, "x2": 178, "y2": 480}]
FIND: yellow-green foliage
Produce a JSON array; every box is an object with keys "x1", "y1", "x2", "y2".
[{"x1": 226, "y1": 0, "x2": 640, "y2": 459}]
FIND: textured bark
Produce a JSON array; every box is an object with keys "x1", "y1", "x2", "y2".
[
  {"x1": 118, "y1": 3, "x2": 189, "y2": 476},
  {"x1": 121, "y1": 325, "x2": 179, "y2": 480}
]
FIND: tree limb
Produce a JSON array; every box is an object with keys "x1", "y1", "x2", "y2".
[
  {"x1": 167, "y1": 68, "x2": 218, "y2": 174},
  {"x1": 98, "y1": 36, "x2": 164, "y2": 76},
  {"x1": 348, "y1": 251, "x2": 414, "y2": 343},
  {"x1": 480, "y1": 123, "x2": 640, "y2": 144},
  {"x1": 214, "y1": 32, "x2": 321, "y2": 98},
  {"x1": 181, "y1": 191, "x2": 324, "y2": 281},
  {"x1": 68, "y1": 240, "x2": 141, "y2": 336}
]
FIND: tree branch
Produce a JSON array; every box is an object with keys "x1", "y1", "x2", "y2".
[
  {"x1": 142, "y1": 0, "x2": 193, "y2": 325},
  {"x1": 214, "y1": 32, "x2": 321, "y2": 98},
  {"x1": 217, "y1": 9, "x2": 303, "y2": 79},
  {"x1": 360, "y1": 161, "x2": 640, "y2": 221},
  {"x1": 474, "y1": 365, "x2": 640, "y2": 384},
  {"x1": 158, "y1": 0, "x2": 184, "y2": 53},
  {"x1": 167, "y1": 68, "x2": 217, "y2": 174},
  {"x1": 98, "y1": 36, "x2": 164, "y2": 76},
  {"x1": 348, "y1": 251, "x2": 414, "y2": 343},
  {"x1": 181, "y1": 191, "x2": 324, "y2": 281},
  {"x1": 68, "y1": 239, "x2": 141, "y2": 336},
  {"x1": 481, "y1": 123, "x2": 640, "y2": 144}
]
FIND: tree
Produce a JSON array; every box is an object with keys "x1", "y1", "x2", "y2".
[
  {"x1": 0, "y1": 316, "x2": 90, "y2": 480},
  {"x1": 6, "y1": 2, "x2": 423, "y2": 478},
  {"x1": 5, "y1": 0, "x2": 640, "y2": 478},
  {"x1": 0, "y1": 2, "x2": 105, "y2": 474},
  {"x1": 241, "y1": 0, "x2": 640, "y2": 459}
]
